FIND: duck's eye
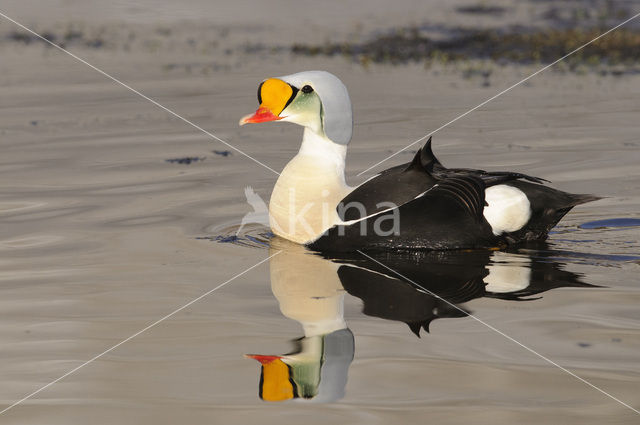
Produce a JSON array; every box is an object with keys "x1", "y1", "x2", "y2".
[{"x1": 301, "y1": 85, "x2": 314, "y2": 94}]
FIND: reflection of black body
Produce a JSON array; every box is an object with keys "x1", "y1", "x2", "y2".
[
  {"x1": 331, "y1": 247, "x2": 596, "y2": 336},
  {"x1": 249, "y1": 244, "x2": 598, "y2": 402}
]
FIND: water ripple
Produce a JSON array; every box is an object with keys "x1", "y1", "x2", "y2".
[
  {"x1": 198, "y1": 223, "x2": 273, "y2": 249},
  {"x1": 579, "y1": 218, "x2": 640, "y2": 229}
]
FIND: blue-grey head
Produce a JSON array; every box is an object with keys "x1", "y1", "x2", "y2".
[{"x1": 240, "y1": 70, "x2": 353, "y2": 145}]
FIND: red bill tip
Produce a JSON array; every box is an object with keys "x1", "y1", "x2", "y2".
[{"x1": 239, "y1": 106, "x2": 283, "y2": 125}]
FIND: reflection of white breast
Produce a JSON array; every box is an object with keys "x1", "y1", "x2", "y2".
[
  {"x1": 269, "y1": 245, "x2": 347, "y2": 336},
  {"x1": 483, "y1": 185, "x2": 531, "y2": 235}
]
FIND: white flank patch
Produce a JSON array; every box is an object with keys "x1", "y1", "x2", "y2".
[{"x1": 483, "y1": 185, "x2": 531, "y2": 235}]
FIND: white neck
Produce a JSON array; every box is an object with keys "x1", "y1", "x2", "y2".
[
  {"x1": 269, "y1": 128, "x2": 352, "y2": 244},
  {"x1": 298, "y1": 128, "x2": 348, "y2": 170}
]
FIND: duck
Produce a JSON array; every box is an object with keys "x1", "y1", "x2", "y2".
[{"x1": 240, "y1": 70, "x2": 600, "y2": 252}]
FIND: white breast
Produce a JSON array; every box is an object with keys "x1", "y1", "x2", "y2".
[
  {"x1": 483, "y1": 185, "x2": 531, "y2": 235},
  {"x1": 269, "y1": 129, "x2": 352, "y2": 244},
  {"x1": 269, "y1": 156, "x2": 350, "y2": 243}
]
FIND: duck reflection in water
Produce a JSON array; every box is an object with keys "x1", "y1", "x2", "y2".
[{"x1": 246, "y1": 241, "x2": 597, "y2": 402}]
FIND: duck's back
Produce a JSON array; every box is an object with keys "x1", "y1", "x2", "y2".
[{"x1": 308, "y1": 138, "x2": 600, "y2": 252}]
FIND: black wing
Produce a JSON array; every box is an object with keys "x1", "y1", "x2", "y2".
[
  {"x1": 310, "y1": 174, "x2": 498, "y2": 252},
  {"x1": 419, "y1": 137, "x2": 548, "y2": 185},
  {"x1": 339, "y1": 137, "x2": 547, "y2": 222},
  {"x1": 338, "y1": 144, "x2": 437, "y2": 221}
]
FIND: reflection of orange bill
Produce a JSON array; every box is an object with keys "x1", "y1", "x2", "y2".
[{"x1": 246, "y1": 354, "x2": 294, "y2": 401}]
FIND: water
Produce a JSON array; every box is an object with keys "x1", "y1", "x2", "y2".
[
  {"x1": 1, "y1": 1, "x2": 640, "y2": 423},
  {"x1": 579, "y1": 218, "x2": 640, "y2": 230}
]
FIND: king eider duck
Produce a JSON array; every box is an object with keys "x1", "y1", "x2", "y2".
[{"x1": 240, "y1": 70, "x2": 600, "y2": 252}]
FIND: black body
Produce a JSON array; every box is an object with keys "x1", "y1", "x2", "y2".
[{"x1": 309, "y1": 138, "x2": 599, "y2": 253}]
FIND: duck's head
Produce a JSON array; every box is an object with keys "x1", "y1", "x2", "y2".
[{"x1": 240, "y1": 70, "x2": 353, "y2": 145}]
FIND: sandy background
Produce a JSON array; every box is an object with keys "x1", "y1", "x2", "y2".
[{"x1": 1, "y1": 0, "x2": 639, "y2": 424}]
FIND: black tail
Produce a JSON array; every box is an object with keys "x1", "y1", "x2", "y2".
[
  {"x1": 505, "y1": 182, "x2": 602, "y2": 243},
  {"x1": 564, "y1": 193, "x2": 603, "y2": 207}
]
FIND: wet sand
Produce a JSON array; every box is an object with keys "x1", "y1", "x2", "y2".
[{"x1": 1, "y1": 1, "x2": 640, "y2": 424}]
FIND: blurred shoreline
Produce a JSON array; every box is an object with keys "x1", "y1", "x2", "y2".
[{"x1": 2, "y1": 0, "x2": 639, "y2": 76}]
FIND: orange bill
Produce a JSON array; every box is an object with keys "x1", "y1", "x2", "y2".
[{"x1": 240, "y1": 78, "x2": 296, "y2": 125}]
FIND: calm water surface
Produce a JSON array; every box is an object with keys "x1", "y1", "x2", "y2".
[{"x1": 1, "y1": 14, "x2": 639, "y2": 424}]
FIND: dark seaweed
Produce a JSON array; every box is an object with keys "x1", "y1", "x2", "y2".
[
  {"x1": 213, "y1": 150, "x2": 232, "y2": 157},
  {"x1": 292, "y1": 27, "x2": 640, "y2": 70},
  {"x1": 165, "y1": 157, "x2": 205, "y2": 165}
]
